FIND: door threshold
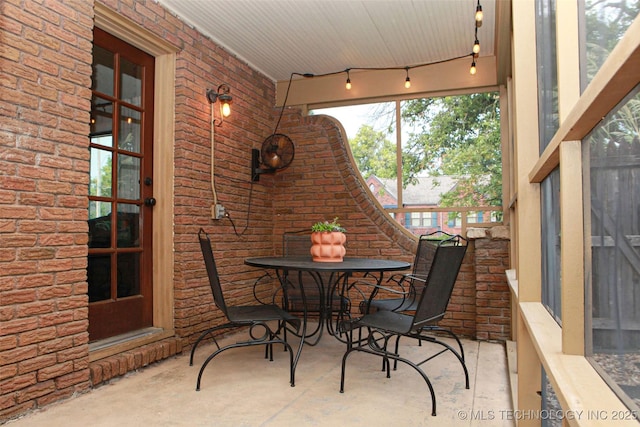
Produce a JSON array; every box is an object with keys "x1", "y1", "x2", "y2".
[{"x1": 89, "y1": 327, "x2": 172, "y2": 361}]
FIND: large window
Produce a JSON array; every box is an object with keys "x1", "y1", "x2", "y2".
[
  {"x1": 586, "y1": 84, "x2": 640, "y2": 412},
  {"x1": 541, "y1": 168, "x2": 561, "y2": 324},
  {"x1": 536, "y1": 0, "x2": 559, "y2": 154},
  {"x1": 312, "y1": 93, "x2": 502, "y2": 236},
  {"x1": 581, "y1": 0, "x2": 640, "y2": 412},
  {"x1": 537, "y1": 0, "x2": 562, "y2": 324}
]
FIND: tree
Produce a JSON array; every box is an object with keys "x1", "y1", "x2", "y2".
[
  {"x1": 89, "y1": 156, "x2": 113, "y2": 218},
  {"x1": 402, "y1": 92, "x2": 502, "y2": 206},
  {"x1": 585, "y1": 0, "x2": 640, "y2": 82},
  {"x1": 584, "y1": 0, "x2": 640, "y2": 146},
  {"x1": 349, "y1": 124, "x2": 397, "y2": 179}
]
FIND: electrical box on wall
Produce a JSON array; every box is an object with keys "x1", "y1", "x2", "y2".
[{"x1": 212, "y1": 204, "x2": 225, "y2": 220}]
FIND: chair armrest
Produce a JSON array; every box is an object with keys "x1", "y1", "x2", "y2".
[
  {"x1": 404, "y1": 274, "x2": 426, "y2": 282},
  {"x1": 356, "y1": 272, "x2": 421, "y2": 314},
  {"x1": 351, "y1": 279, "x2": 411, "y2": 295}
]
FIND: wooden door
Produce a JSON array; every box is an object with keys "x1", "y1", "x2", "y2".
[{"x1": 88, "y1": 28, "x2": 155, "y2": 341}]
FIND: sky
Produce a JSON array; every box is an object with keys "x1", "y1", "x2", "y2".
[{"x1": 311, "y1": 104, "x2": 385, "y2": 140}]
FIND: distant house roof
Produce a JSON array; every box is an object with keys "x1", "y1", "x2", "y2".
[{"x1": 372, "y1": 176, "x2": 458, "y2": 206}]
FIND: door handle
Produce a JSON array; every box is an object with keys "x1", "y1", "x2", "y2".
[{"x1": 144, "y1": 197, "x2": 156, "y2": 207}]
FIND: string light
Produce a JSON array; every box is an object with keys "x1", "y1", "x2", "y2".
[
  {"x1": 471, "y1": 1, "x2": 482, "y2": 74},
  {"x1": 475, "y1": 0, "x2": 483, "y2": 26},
  {"x1": 299, "y1": 2, "x2": 483, "y2": 88},
  {"x1": 473, "y1": 27, "x2": 480, "y2": 54}
]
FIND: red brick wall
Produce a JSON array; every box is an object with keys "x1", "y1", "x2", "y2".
[
  {"x1": 473, "y1": 234, "x2": 511, "y2": 340},
  {"x1": 269, "y1": 111, "x2": 416, "y2": 259},
  {"x1": 168, "y1": 11, "x2": 278, "y2": 347},
  {"x1": 1, "y1": 0, "x2": 95, "y2": 420}
]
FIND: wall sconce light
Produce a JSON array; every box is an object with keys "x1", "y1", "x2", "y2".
[{"x1": 207, "y1": 83, "x2": 232, "y2": 125}]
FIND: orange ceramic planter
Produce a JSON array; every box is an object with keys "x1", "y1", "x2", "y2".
[{"x1": 310, "y1": 231, "x2": 346, "y2": 262}]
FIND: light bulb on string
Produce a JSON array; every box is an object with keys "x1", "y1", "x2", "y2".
[
  {"x1": 345, "y1": 69, "x2": 352, "y2": 90},
  {"x1": 470, "y1": 60, "x2": 477, "y2": 75},
  {"x1": 404, "y1": 67, "x2": 411, "y2": 89},
  {"x1": 475, "y1": 2, "x2": 483, "y2": 26},
  {"x1": 473, "y1": 27, "x2": 480, "y2": 54},
  {"x1": 473, "y1": 39, "x2": 480, "y2": 54}
]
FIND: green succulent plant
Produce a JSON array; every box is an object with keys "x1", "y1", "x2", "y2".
[{"x1": 311, "y1": 217, "x2": 346, "y2": 233}]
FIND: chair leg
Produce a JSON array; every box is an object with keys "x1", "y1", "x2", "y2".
[
  {"x1": 339, "y1": 346, "x2": 357, "y2": 393},
  {"x1": 393, "y1": 353, "x2": 437, "y2": 416},
  {"x1": 287, "y1": 339, "x2": 295, "y2": 387},
  {"x1": 264, "y1": 341, "x2": 272, "y2": 360},
  {"x1": 196, "y1": 338, "x2": 296, "y2": 391},
  {"x1": 415, "y1": 333, "x2": 470, "y2": 390},
  {"x1": 189, "y1": 323, "x2": 235, "y2": 366},
  {"x1": 392, "y1": 335, "x2": 401, "y2": 371},
  {"x1": 422, "y1": 326, "x2": 466, "y2": 361},
  {"x1": 340, "y1": 344, "x2": 437, "y2": 416},
  {"x1": 431, "y1": 338, "x2": 469, "y2": 389}
]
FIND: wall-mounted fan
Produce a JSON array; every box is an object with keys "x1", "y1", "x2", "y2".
[{"x1": 251, "y1": 133, "x2": 295, "y2": 181}]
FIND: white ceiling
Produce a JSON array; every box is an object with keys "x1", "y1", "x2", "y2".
[{"x1": 155, "y1": 0, "x2": 498, "y2": 83}]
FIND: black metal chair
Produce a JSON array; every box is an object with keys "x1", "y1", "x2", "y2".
[
  {"x1": 360, "y1": 232, "x2": 454, "y2": 314},
  {"x1": 190, "y1": 228, "x2": 301, "y2": 390},
  {"x1": 339, "y1": 234, "x2": 469, "y2": 416}
]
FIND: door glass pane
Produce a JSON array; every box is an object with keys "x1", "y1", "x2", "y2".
[
  {"x1": 90, "y1": 148, "x2": 112, "y2": 197},
  {"x1": 88, "y1": 254, "x2": 111, "y2": 302},
  {"x1": 90, "y1": 95, "x2": 113, "y2": 140},
  {"x1": 91, "y1": 45, "x2": 114, "y2": 96},
  {"x1": 120, "y1": 57, "x2": 142, "y2": 106},
  {"x1": 117, "y1": 252, "x2": 140, "y2": 298},
  {"x1": 88, "y1": 201, "x2": 112, "y2": 248},
  {"x1": 117, "y1": 154, "x2": 140, "y2": 200},
  {"x1": 119, "y1": 107, "x2": 141, "y2": 153},
  {"x1": 117, "y1": 204, "x2": 140, "y2": 248}
]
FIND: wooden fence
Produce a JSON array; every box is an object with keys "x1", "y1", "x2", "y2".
[{"x1": 590, "y1": 136, "x2": 640, "y2": 352}]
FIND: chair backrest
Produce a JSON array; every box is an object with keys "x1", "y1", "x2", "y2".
[
  {"x1": 198, "y1": 228, "x2": 229, "y2": 316},
  {"x1": 282, "y1": 231, "x2": 334, "y2": 308},
  {"x1": 412, "y1": 234, "x2": 467, "y2": 328},
  {"x1": 412, "y1": 234, "x2": 438, "y2": 277},
  {"x1": 409, "y1": 231, "x2": 456, "y2": 291},
  {"x1": 283, "y1": 230, "x2": 311, "y2": 257}
]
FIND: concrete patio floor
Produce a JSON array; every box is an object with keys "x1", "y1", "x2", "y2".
[{"x1": 7, "y1": 327, "x2": 514, "y2": 427}]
